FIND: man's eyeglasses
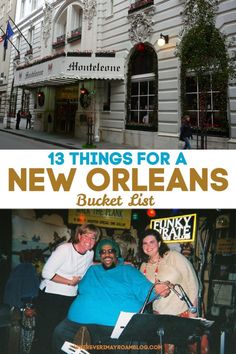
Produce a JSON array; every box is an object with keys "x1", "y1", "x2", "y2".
[{"x1": 99, "y1": 248, "x2": 116, "y2": 255}]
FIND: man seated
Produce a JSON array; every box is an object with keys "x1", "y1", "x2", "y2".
[{"x1": 53, "y1": 239, "x2": 171, "y2": 353}]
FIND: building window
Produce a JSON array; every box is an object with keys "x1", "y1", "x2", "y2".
[
  {"x1": 16, "y1": 35, "x2": 21, "y2": 50},
  {"x1": 67, "y1": 5, "x2": 82, "y2": 42},
  {"x1": 106, "y1": 0, "x2": 114, "y2": 17},
  {"x1": 9, "y1": 90, "x2": 17, "y2": 117},
  {"x1": 32, "y1": 0, "x2": 38, "y2": 11},
  {"x1": 130, "y1": 76, "x2": 155, "y2": 125},
  {"x1": 28, "y1": 27, "x2": 34, "y2": 46},
  {"x1": 26, "y1": 28, "x2": 33, "y2": 56},
  {"x1": 54, "y1": 9, "x2": 67, "y2": 44},
  {"x1": 71, "y1": 5, "x2": 82, "y2": 31},
  {"x1": 184, "y1": 73, "x2": 228, "y2": 137},
  {"x1": 126, "y1": 44, "x2": 158, "y2": 131},
  {"x1": 20, "y1": 0, "x2": 26, "y2": 18},
  {"x1": 128, "y1": 0, "x2": 154, "y2": 14},
  {"x1": 22, "y1": 91, "x2": 30, "y2": 114}
]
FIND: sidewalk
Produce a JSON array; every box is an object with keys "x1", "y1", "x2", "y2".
[{"x1": 0, "y1": 123, "x2": 133, "y2": 149}]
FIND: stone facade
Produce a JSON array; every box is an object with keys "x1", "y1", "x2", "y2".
[
  {"x1": 3, "y1": 0, "x2": 236, "y2": 148},
  {"x1": 0, "y1": 0, "x2": 17, "y2": 124}
]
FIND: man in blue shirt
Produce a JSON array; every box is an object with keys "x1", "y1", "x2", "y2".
[{"x1": 53, "y1": 239, "x2": 170, "y2": 353}]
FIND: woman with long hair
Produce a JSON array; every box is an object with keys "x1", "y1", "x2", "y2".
[{"x1": 140, "y1": 228, "x2": 200, "y2": 354}]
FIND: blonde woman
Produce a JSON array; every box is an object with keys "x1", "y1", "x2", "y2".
[{"x1": 32, "y1": 224, "x2": 100, "y2": 354}]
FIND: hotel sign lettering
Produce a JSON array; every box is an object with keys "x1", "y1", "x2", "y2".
[
  {"x1": 15, "y1": 57, "x2": 124, "y2": 86},
  {"x1": 150, "y1": 214, "x2": 197, "y2": 243},
  {"x1": 66, "y1": 58, "x2": 122, "y2": 78}
]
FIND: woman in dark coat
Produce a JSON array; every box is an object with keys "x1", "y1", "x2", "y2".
[
  {"x1": 26, "y1": 111, "x2": 32, "y2": 129},
  {"x1": 180, "y1": 115, "x2": 193, "y2": 149},
  {"x1": 16, "y1": 110, "x2": 21, "y2": 130}
]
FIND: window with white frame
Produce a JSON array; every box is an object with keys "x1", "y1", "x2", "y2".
[
  {"x1": 54, "y1": 10, "x2": 67, "y2": 42},
  {"x1": 130, "y1": 74, "x2": 155, "y2": 125},
  {"x1": 9, "y1": 89, "x2": 17, "y2": 117},
  {"x1": 184, "y1": 73, "x2": 228, "y2": 136},
  {"x1": 106, "y1": 0, "x2": 114, "y2": 17},
  {"x1": 32, "y1": 0, "x2": 38, "y2": 11},
  {"x1": 22, "y1": 91, "x2": 30, "y2": 114},
  {"x1": 126, "y1": 44, "x2": 158, "y2": 131},
  {"x1": 54, "y1": 4, "x2": 83, "y2": 45},
  {"x1": 70, "y1": 5, "x2": 82, "y2": 33},
  {"x1": 13, "y1": 36, "x2": 21, "y2": 58},
  {"x1": 20, "y1": 0, "x2": 26, "y2": 18},
  {"x1": 16, "y1": 35, "x2": 21, "y2": 51},
  {"x1": 28, "y1": 26, "x2": 34, "y2": 46}
]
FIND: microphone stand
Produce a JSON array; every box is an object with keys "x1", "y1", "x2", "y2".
[
  {"x1": 139, "y1": 283, "x2": 156, "y2": 314},
  {"x1": 170, "y1": 284, "x2": 197, "y2": 314},
  {"x1": 139, "y1": 282, "x2": 198, "y2": 315},
  {"x1": 139, "y1": 281, "x2": 168, "y2": 354},
  {"x1": 138, "y1": 282, "x2": 197, "y2": 354}
]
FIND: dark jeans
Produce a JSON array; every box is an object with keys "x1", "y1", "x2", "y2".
[
  {"x1": 26, "y1": 119, "x2": 31, "y2": 129},
  {"x1": 16, "y1": 119, "x2": 20, "y2": 129},
  {"x1": 30, "y1": 291, "x2": 75, "y2": 354},
  {"x1": 53, "y1": 318, "x2": 156, "y2": 354},
  {"x1": 183, "y1": 137, "x2": 191, "y2": 149}
]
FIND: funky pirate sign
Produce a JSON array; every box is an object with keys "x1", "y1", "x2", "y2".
[{"x1": 150, "y1": 214, "x2": 197, "y2": 243}]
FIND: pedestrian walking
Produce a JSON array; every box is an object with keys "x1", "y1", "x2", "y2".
[
  {"x1": 16, "y1": 110, "x2": 21, "y2": 130},
  {"x1": 179, "y1": 115, "x2": 193, "y2": 149},
  {"x1": 26, "y1": 111, "x2": 32, "y2": 129}
]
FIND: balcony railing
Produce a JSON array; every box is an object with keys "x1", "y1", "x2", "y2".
[
  {"x1": 67, "y1": 51, "x2": 92, "y2": 57},
  {"x1": 128, "y1": 0, "x2": 154, "y2": 14},
  {"x1": 95, "y1": 51, "x2": 116, "y2": 57},
  {"x1": 25, "y1": 48, "x2": 33, "y2": 56},
  {"x1": 52, "y1": 34, "x2": 66, "y2": 49},
  {"x1": 67, "y1": 27, "x2": 82, "y2": 43},
  {"x1": 14, "y1": 54, "x2": 20, "y2": 61}
]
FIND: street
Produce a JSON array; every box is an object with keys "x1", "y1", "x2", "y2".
[{"x1": 0, "y1": 130, "x2": 60, "y2": 149}]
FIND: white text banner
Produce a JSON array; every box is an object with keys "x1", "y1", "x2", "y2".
[{"x1": 0, "y1": 150, "x2": 235, "y2": 208}]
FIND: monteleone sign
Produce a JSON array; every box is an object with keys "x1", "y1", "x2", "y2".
[
  {"x1": 14, "y1": 56, "x2": 125, "y2": 86},
  {"x1": 150, "y1": 214, "x2": 197, "y2": 243}
]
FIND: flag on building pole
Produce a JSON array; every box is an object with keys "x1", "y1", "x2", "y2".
[
  {"x1": 4, "y1": 20, "x2": 14, "y2": 50},
  {"x1": 3, "y1": 20, "x2": 14, "y2": 61}
]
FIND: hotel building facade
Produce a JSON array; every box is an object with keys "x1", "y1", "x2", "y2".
[{"x1": 3, "y1": 0, "x2": 236, "y2": 148}]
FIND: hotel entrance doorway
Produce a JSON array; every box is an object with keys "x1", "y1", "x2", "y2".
[{"x1": 54, "y1": 85, "x2": 78, "y2": 135}]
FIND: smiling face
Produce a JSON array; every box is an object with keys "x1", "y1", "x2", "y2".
[
  {"x1": 142, "y1": 235, "x2": 160, "y2": 259},
  {"x1": 100, "y1": 244, "x2": 118, "y2": 269},
  {"x1": 77, "y1": 232, "x2": 97, "y2": 253}
]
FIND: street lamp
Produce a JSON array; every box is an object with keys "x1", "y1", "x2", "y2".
[{"x1": 157, "y1": 33, "x2": 169, "y2": 47}]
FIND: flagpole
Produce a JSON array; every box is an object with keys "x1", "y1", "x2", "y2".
[
  {"x1": 0, "y1": 26, "x2": 20, "y2": 60},
  {"x1": 0, "y1": 27, "x2": 20, "y2": 53},
  {"x1": 6, "y1": 79, "x2": 16, "y2": 129},
  {"x1": 8, "y1": 16, "x2": 32, "y2": 51}
]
